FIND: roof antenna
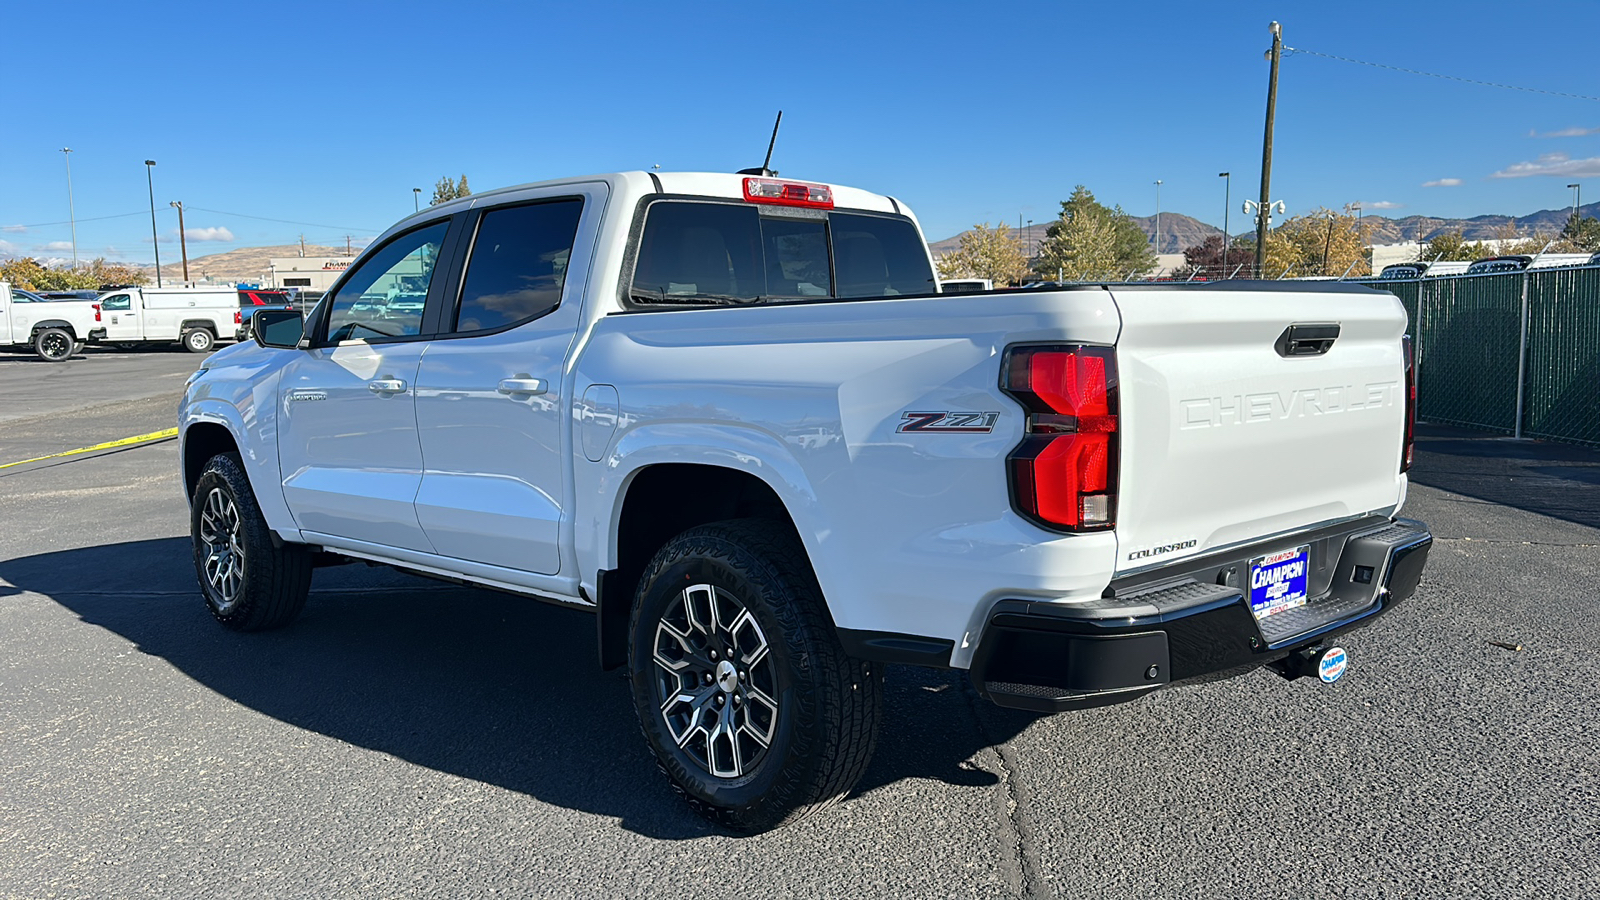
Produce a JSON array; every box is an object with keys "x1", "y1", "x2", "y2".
[{"x1": 737, "y1": 111, "x2": 782, "y2": 176}]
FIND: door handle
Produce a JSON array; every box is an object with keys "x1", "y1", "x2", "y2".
[
  {"x1": 368, "y1": 378, "x2": 407, "y2": 393},
  {"x1": 497, "y1": 378, "x2": 547, "y2": 396}
]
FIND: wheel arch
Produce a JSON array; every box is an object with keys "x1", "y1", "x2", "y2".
[
  {"x1": 30, "y1": 319, "x2": 80, "y2": 339},
  {"x1": 596, "y1": 462, "x2": 822, "y2": 670},
  {"x1": 182, "y1": 421, "x2": 240, "y2": 500}
]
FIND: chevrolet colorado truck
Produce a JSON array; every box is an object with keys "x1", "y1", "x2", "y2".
[{"x1": 178, "y1": 171, "x2": 1432, "y2": 831}]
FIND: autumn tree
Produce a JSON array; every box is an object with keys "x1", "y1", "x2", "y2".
[
  {"x1": 1259, "y1": 208, "x2": 1370, "y2": 277},
  {"x1": 1181, "y1": 234, "x2": 1257, "y2": 278},
  {"x1": 431, "y1": 174, "x2": 472, "y2": 206},
  {"x1": 1559, "y1": 212, "x2": 1600, "y2": 252},
  {"x1": 935, "y1": 222, "x2": 1030, "y2": 286},
  {"x1": 1033, "y1": 186, "x2": 1156, "y2": 281},
  {"x1": 0, "y1": 257, "x2": 147, "y2": 291}
]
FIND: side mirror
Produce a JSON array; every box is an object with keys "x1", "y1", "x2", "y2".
[{"x1": 253, "y1": 308, "x2": 305, "y2": 349}]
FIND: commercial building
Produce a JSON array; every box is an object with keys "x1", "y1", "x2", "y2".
[{"x1": 266, "y1": 257, "x2": 354, "y2": 292}]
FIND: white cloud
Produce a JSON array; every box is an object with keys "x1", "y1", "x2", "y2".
[
  {"x1": 1490, "y1": 152, "x2": 1600, "y2": 179},
  {"x1": 1361, "y1": 201, "x2": 1403, "y2": 210},
  {"x1": 1, "y1": 224, "x2": 26, "y2": 233},
  {"x1": 1530, "y1": 126, "x2": 1600, "y2": 138},
  {"x1": 1422, "y1": 178, "x2": 1463, "y2": 187},
  {"x1": 43, "y1": 241, "x2": 75, "y2": 251},
  {"x1": 184, "y1": 226, "x2": 235, "y2": 242},
  {"x1": 0, "y1": 239, "x2": 19, "y2": 255}
]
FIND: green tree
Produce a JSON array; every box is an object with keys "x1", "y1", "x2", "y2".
[
  {"x1": 1033, "y1": 186, "x2": 1155, "y2": 281},
  {"x1": 431, "y1": 174, "x2": 472, "y2": 206},
  {"x1": 935, "y1": 222, "x2": 1030, "y2": 286},
  {"x1": 1416, "y1": 229, "x2": 1478, "y2": 262},
  {"x1": 1559, "y1": 212, "x2": 1600, "y2": 252}
]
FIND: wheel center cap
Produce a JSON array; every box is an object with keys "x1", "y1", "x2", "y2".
[{"x1": 715, "y1": 660, "x2": 739, "y2": 692}]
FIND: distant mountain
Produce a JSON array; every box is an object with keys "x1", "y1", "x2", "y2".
[
  {"x1": 137, "y1": 244, "x2": 350, "y2": 284},
  {"x1": 929, "y1": 201, "x2": 1600, "y2": 256}
]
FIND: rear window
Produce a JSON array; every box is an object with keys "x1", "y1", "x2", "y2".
[
  {"x1": 239, "y1": 290, "x2": 290, "y2": 306},
  {"x1": 630, "y1": 201, "x2": 934, "y2": 306}
]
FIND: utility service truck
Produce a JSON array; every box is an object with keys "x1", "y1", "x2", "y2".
[
  {"x1": 179, "y1": 171, "x2": 1433, "y2": 832},
  {"x1": 94, "y1": 285, "x2": 238, "y2": 353}
]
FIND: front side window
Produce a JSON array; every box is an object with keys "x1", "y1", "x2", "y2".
[
  {"x1": 629, "y1": 201, "x2": 934, "y2": 306},
  {"x1": 453, "y1": 199, "x2": 583, "y2": 332},
  {"x1": 100, "y1": 294, "x2": 131, "y2": 311},
  {"x1": 322, "y1": 221, "x2": 449, "y2": 342}
]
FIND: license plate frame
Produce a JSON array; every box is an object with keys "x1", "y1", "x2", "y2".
[{"x1": 1248, "y1": 545, "x2": 1311, "y2": 621}]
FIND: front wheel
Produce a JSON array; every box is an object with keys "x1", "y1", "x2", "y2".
[
  {"x1": 628, "y1": 519, "x2": 883, "y2": 833},
  {"x1": 191, "y1": 453, "x2": 311, "y2": 630},
  {"x1": 183, "y1": 328, "x2": 215, "y2": 353},
  {"x1": 34, "y1": 328, "x2": 74, "y2": 362}
]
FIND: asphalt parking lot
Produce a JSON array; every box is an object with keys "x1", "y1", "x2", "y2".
[{"x1": 2, "y1": 348, "x2": 1597, "y2": 899}]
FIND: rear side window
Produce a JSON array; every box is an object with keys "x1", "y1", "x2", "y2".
[
  {"x1": 630, "y1": 201, "x2": 933, "y2": 305},
  {"x1": 453, "y1": 199, "x2": 584, "y2": 332}
]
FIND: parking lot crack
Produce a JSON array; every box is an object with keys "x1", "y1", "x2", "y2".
[{"x1": 961, "y1": 678, "x2": 1045, "y2": 898}]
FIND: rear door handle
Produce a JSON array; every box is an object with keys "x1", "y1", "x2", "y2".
[
  {"x1": 368, "y1": 379, "x2": 407, "y2": 393},
  {"x1": 497, "y1": 378, "x2": 547, "y2": 396}
]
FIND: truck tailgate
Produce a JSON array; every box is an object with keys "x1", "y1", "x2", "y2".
[{"x1": 1108, "y1": 286, "x2": 1407, "y2": 575}]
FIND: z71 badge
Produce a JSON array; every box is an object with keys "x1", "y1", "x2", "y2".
[{"x1": 897, "y1": 411, "x2": 1001, "y2": 433}]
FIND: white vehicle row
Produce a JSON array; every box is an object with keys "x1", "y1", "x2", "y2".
[{"x1": 0, "y1": 283, "x2": 238, "y2": 361}]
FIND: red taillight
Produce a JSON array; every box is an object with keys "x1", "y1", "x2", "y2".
[
  {"x1": 1003, "y1": 345, "x2": 1119, "y2": 531},
  {"x1": 1401, "y1": 334, "x2": 1416, "y2": 472},
  {"x1": 234, "y1": 310, "x2": 243, "y2": 325},
  {"x1": 93, "y1": 303, "x2": 101, "y2": 322},
  {"x1": 742, "y1": 177, "x2": 834, "y2": 209}
]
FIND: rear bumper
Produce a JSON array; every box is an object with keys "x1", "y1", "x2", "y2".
[{"x1": 968, "y1": 517, "x2": 1432, "y2": 712}]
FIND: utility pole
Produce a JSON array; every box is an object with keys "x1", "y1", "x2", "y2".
[
  {"x1": 1255, "y1": 21, "x2": 1283, "y2": 278},
  {"x1": 1219, "y1": 172, "x2": 1231, "y2": 277},
  {"x1": 170, "y1": 202, "x2": 190, "y2": 283},
  {"x1": 299, "y1": 234, "x2": 306, "y2": 258},
  {"x1": 1153, "y1": 180, "x2": 1163, "y2": 255},
  {"x1": 345, "y1": 235, "x2": 352, "y2": 255},
  {"x1": 145, "y1": 160, "x2": 162, "y2": 287},
  {"x1": 61, "y1": 148, "x2": 78, "y2": 267}
]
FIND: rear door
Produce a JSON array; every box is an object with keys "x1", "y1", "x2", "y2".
[
  {"x1": 276, "y1": 218, "x2": 458, "y2": 552},
  {"x1": 411, "y1": 185, "x2": 599, "y2": 575},
  {"x1": 1108, "y1": 286, "x2": 1408, "y2": 574}
]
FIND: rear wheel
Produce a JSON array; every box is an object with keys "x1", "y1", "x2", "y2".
[
  {"x1": 191, "y1": 453, "x2": 311, "y2": 630},
  {"x1": 628, "y1": 519, "x2": 882, "y2": 833},
  {"x1": 34, "y1": 328, "x2": 74, "y2": 362},
  {"x1": 183, "y1": 328, "x2": 216, "y2": 353}
]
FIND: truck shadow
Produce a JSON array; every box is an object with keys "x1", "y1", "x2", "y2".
[
  {"x1": 1409, "y1": 424, "x2": 1600, "y2": 530},
  {"x1": 0, "y1": 537, "x2": 1033, "y2": 840}
]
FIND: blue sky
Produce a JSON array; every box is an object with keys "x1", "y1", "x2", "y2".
[{"x1": 4, "y1": 0, "x2": 1598, "y2": 265}]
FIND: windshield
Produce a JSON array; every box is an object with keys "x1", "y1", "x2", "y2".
[{"x1": 630, "y1": 201, "x2": 934, "y2": 306}]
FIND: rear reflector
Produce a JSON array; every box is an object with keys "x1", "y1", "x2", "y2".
[
  {"x1": 743, "y1": 177, "x2": 833, "y2": 209},
  {"x1": 1003, "y1": 345, "x2": 1119, "y2": 531}
]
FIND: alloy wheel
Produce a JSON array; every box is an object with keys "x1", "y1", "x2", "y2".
[
  {"x1": 198, "y1": 487, "x2": 245, "y2": 611},
  {"x1": 652, "y1": 583, "x2": 780, "y2": 779}
]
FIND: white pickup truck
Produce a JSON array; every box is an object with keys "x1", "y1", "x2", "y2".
[
  {"x1": 94, "y1": 285, "x2": 237, "y2": 352},
  {"x1": 179, "y1": 171, "x2": 1432, "y2": 831},
  {"x1": 0, "y1": 282, "x2": 106, "y2": 360}
]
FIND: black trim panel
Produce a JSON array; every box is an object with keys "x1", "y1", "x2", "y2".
[{"x1": 837, "y1": 628, "x2": 955, "y2": 667}]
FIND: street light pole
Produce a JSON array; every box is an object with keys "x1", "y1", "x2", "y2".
[
  {"x1": 413, "y1": 187, "x2": 421, "y2": 212},
  {"x1": 145, "y1": 160, "x2": 162, "y2": 287},
  {"x1": 1569, "y1": 183, "x2": 1582, "y2": 233},
  {"x1": 1256, "y1": 21, "x2": 1283, "y2": 278},
  {"x1": 1154, "y1": 179, "x2": 1163, "y2": 255},
  {"x1": 170, "y1": 201, "x2": 190, "y2": 284},
  {"x1": 1219, "y1": 172, "x2": 1231, "y2": 276},
  {"x1": 61, "y1": 148, "x2": 78, "y2": 268}
]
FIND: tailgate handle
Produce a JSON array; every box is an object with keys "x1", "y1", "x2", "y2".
[{"x1": 1275, "y1": 323, "x2": 1340, "y2": 357}]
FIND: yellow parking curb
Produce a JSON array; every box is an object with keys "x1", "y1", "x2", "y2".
[{"x1": 0, "y1": 427, "x2": 180, "y2": 470}]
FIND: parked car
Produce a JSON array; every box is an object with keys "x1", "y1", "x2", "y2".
[
  {"x1": 0, "y1": 282, "x2": 104, "y2": 360},
  {"x1": 180, "y1": 170, "x2": 1432, "y2": 832}
]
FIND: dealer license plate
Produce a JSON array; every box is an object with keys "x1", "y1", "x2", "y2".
[{"x1": 1248, "y1": 546, "x2": 1310, "y2": 620}]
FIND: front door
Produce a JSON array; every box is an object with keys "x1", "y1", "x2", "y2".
[
  {"x1": 412, "y1": 189, "x2": 598, "y2": 575},
  {"x1": 276, "y1": 219, "x2": 453, "y2": 552},
  {"x1": 97, "y1": 293, "x2": 142, "y2": 340}
]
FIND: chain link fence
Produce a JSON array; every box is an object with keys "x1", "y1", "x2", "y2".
[{"x1": 1355, "y1": 267, "x2": 1600, "y2": 447}]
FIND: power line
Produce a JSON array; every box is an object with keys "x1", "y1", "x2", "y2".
[
  {"x1": 9, "y1": 211, "x2": 147, "y2": 228},
  {"x1": 184, "y1": 206, "x2": 380, "y2": 233},
  {"x1": 1284, "y1": 46, "x2": 1600, "y2": 103}
]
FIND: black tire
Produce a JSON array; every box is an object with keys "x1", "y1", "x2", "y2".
[
  {"x1": 190, "y1": 452, "x2": 311, "y2": 631},
  {"x1": 183, "y1": 328, "x2": 216, "y2": 353},
  {"x1": 628, "y1": 519, "x2": 883, "y2": 833},
  {"x1": 34, "y1": 328, "x2": 74, "y2": 362},
  {"x1": 113, "y1": 342, "x2": 139, "y2": 351}
]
